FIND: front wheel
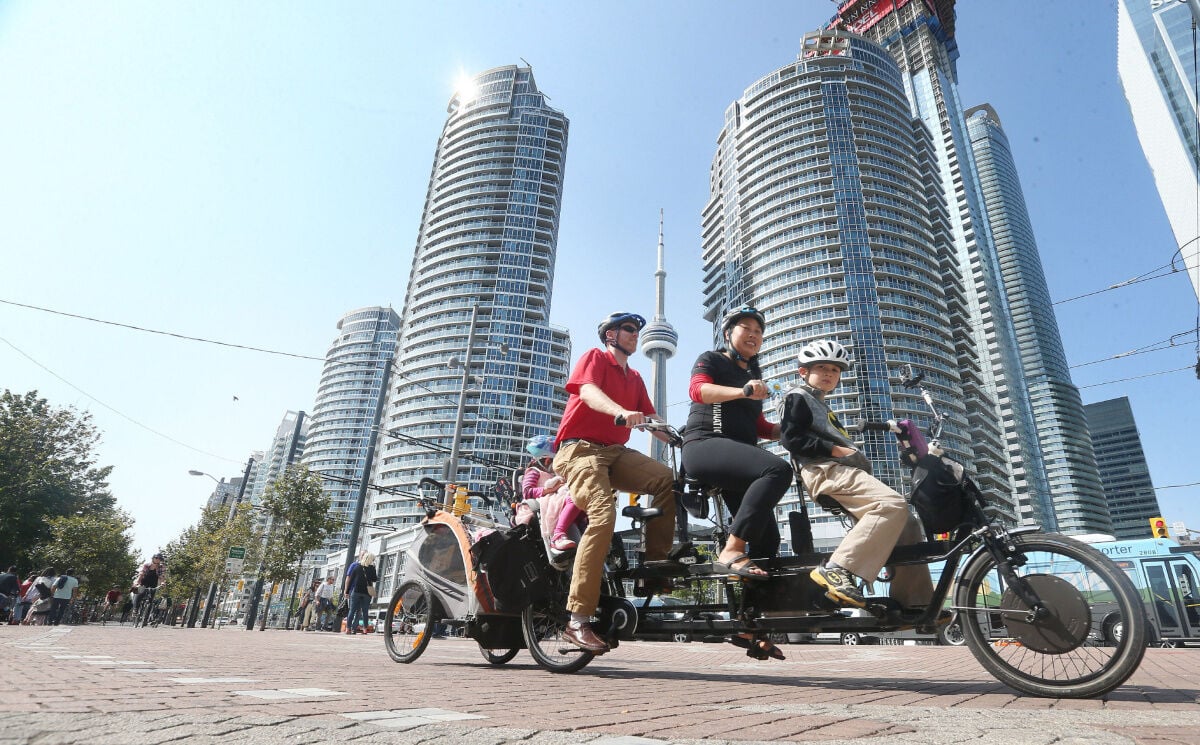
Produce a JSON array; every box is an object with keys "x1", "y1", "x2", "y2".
[
  {"x1": 954, "y1": 533, "x2": 1147, "y2": 698},
  {"x1": 384, "y1": 581, "x2": 436, "y2": 664},
  {"x1": 520, "y1": 576, "x2": 595, "y2": 674},
  {"x1": 479, "y1": 645, "x2": 519, "y2": 665}
]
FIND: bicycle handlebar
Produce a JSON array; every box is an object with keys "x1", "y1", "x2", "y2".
[
  {"x1": 613, "y1": 415, "x2": 683, "y2": 447},
  {"x1": 416, "y1": 477, "x2": 494, "y2": 505},
  {"x1": 856, "y1": 420, "x2": 898, "y2": 433}
]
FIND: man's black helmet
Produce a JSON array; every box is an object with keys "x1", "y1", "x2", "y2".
[
  {"x1": 596, "y1": 312, "x2": 646, "y2": 343},
  {"x1": 721, "y1": 305, "x2": 766, "y2": 335}
]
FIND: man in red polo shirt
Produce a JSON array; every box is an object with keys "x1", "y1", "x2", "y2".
[{"x1": 552, "y1": 311, "x2": 676, "y2": 653}]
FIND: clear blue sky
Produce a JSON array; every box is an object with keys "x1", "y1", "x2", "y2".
[{"x1": 2, "y1": 1, "x2": 1197, "y2": 557}]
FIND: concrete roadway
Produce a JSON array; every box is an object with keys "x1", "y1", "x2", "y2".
[{"x1": 1, "y1": 624, "x2": 1197, "y2": 745}]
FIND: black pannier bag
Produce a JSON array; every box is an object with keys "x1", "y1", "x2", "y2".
[
  {"x1": 470, "y1": 523, "x2": 549, "y2": 613},
  {"x1": 909, "y1": 454, "x2": 981, "y2": 535}
]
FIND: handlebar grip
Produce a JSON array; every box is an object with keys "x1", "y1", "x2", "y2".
[
  {"x1": 742, "y1": 383, "x2": 754, "y2": 397},
  {"x1": 614, "y1": 415, "x2": 626, "y2": 426},
  {"x1": 858, "y1": 421, "x2": 895, "y2": 432}
]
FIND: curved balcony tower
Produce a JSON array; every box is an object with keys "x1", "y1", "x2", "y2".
[{"x1": 369, "y1": 65, "x2": 571, "y2": 528}]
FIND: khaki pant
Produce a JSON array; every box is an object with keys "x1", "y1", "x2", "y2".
[
  {"x1": 302, "y1": 602, "x2": 316, "y2": 630},
  {"x1": 553, "y1": 441, "x2": 675, "y2": 616},
  {"x1": 801, "y1": 461, "x2": 932, "y2": 608}
]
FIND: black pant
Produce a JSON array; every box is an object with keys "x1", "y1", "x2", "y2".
[
  {"x1": 681, "y1": 436, "x2": 793, "y2": 558},
  {"x1": 49, "y1": 598, "x2": 69, "y2": 625}
]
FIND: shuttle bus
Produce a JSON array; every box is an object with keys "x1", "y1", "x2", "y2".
[{"x1": 1088, "y1": 538, "x2": 1200, "y2": 647}]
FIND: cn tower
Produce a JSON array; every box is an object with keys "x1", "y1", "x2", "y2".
[{"x1": 640, "y1": 210, "x2": 679, "y2": 463}]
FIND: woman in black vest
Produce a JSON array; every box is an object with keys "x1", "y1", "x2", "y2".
[{"x1": 681, "y1": 306, "x2": 792, "y2": 581}]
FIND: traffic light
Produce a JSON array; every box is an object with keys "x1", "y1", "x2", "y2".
[{"x1": 1150, "y1": 517, "x2": 1170, "y2": 539}]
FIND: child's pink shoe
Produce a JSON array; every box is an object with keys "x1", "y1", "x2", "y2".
[{"x1": 550, "y1": 535, "x2": 577, "y2": 552}]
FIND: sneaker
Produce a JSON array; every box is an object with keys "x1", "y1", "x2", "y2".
[
  {"x1": 810, "y1": 563, "x2": 866, "y2": 608},
  {"x1": 550, "y1": 535, "x2": 577, "y2": 552}
]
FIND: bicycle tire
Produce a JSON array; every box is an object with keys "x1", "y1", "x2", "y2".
[
  {"x1": 520, "y1": 574, "x2": 595, "y2": 674},
  {"x1": 954, "y1": 532, "x2": 1147, "y2": 698},
  {"x1": 383, "y1": 580, "x2": 435, "y2": 664},
  {"x1": 478, "y1": 645, "x2": 520, "y2": 665}
]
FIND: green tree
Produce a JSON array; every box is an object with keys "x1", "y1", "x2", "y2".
[
  {"x1": 35, "y1": 509, "x2": 138, "y2": 598},
  {"x1": 0, "y1": 390, "x2": 117, "y2": 570},
  {"x1": 256, "y1": 464, "x2": 340, "y2": 624},
  {"x1": 162, "y1": 503, "x2": 262, "y2": 624}
]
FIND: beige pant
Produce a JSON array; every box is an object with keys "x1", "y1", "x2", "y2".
[
  {"x1": 801, "y1": 461, "x2": 932, "y2": 608},
  {"x1": 553, "y1": 441, "x2": 675, "y2": 616},
  {"x1": 302, "y1": 602, "x2": 316, "y2": 629}
]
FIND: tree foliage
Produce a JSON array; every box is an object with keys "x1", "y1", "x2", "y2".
[
  {"x1": 162, "y1": 503, "x2": 261, "y2": 604},
  {"x1": 0, "y1": 389, "x2": 121, "y2": 572},
  {"x1": 260, "y1": 464, "x2": 341, "y2": 584},
  {"x1": 35, "y1": 510, "x2": 139, "y2": 598}
]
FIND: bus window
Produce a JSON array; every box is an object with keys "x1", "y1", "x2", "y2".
[
  {"x1": 1144, "y1": 563, "x2": 1181, "y2": 630},
  {"x1": 1175, "y1": 563, "x2": 1200, "y2": 626}
]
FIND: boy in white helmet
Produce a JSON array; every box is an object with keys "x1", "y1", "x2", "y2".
[{"x1": 779, "y1": 339, "x2": 932, "y2": 613}]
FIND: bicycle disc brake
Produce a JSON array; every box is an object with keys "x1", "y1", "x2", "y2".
[{"x1": 998, "y1": 574, "x2": 1091, "y2": 654}]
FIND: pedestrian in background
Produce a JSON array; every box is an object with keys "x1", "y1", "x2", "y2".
[
  {"x1": 49, "y1": 568, "x2": 79, "y2": 625},
  {"x1": 22, "y1": 568, "x2": 56, "y2": 626},
  {"x1": 298, "y1": 580, "x2": 318, "y2": 631},
  {"x1": 313, "y1": 576, "x2": 335, "y2": 631},
  {"x1": 343, "y1": 552, "x2": 377, "y2": 635},
  {"x1": 13, "y1": 573, "x2": 35, "y2": 624}
]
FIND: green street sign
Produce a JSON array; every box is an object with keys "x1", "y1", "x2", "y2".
[{"x1": 228, "y1": 547, "x2": 246, "y2": 559}]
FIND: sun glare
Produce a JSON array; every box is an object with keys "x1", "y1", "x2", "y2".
[{"x1": 453, "y1": 72, "x2": 479, "y2": 107}]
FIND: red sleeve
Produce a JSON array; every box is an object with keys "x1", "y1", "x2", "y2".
[
  {"x1": 639, "y1": 375, "x2": 656, "y2": 416},
  {"x1": 756, "y1": 414, "x2": 774, "y2": 440},
  {"x1": 689, "y1": 373, "x2": 713, "y2": 403},
  {"x1": 564, "y1": 349, "x2": 605, "y2": 395}
]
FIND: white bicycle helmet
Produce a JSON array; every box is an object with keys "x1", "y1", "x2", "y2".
[{"x1": 797, "y1": 339, "x2": 851, "y2": 371}]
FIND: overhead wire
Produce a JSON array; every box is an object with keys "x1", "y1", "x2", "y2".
[
  {"x1": 0, "y1": 335, "x2": 240, "y2": 463},
  {"x1": 1069, "y1": 329, "x2": 1198, "y2": 369},
  {"x1": 0, "y1": 297, "x2": 532, "y2": 467}
]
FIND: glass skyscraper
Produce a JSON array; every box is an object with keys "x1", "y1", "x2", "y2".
[
  {"x1": 823, "y1": 0, "x2": 1125, "y2": 532},
  {"x1": 966, "y1": 104, "x2": 1110, "y2": 534},
  {"x1": 370, "y1": 65, "x2": 571, "y2": 527},
  {"x1": 302, "y1": 306, "x2": 400, "y2": 563},
  {"x1": 1084, "y1": 397, "x2": 1163, "y2": 539},
  {"x1": 824, "y1": 0, "x2": 1018, "y2": 525},
  {"x1": 701, "y1": 29, "x2": 996, "y2": 552},
  {"x1": 1118, "y1": 0, "x2": 1200, "y2": 302}
]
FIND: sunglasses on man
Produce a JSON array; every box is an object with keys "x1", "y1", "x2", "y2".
[{"x1": 619, "y1": 324, "x2": 640, "y2": 333}]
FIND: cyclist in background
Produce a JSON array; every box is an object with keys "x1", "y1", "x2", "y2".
[{"x1": 132, "y1": 553, "x2": 167, "y2": 622}]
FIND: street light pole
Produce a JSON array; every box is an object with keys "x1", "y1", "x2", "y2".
[
  {"x1": 442, "y1": 304, "x2": 480, "y2": 485},
  {"x1": 192, "y1": 457, "x2": 254, "y2": 629}
]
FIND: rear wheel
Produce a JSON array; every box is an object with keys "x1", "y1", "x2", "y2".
[
  {"x1": 384, "y1": 581, "x2": 435, "y2": 664},
  {"x1": 478, "y1": 645, "x2": 519, "y2": 665},
  {"x1": 954, "y1": 533, "x2": 1147, "y2": 698},
  {"x1": 521, "y1": 575, "x2": 595, "y2": 674}
]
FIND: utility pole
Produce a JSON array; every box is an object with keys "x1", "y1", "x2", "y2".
[
  {"x1": 341, "y1": 357, "x2": 395, "y2": 582},
  {"x1": 200, "y1": 457, "x2": 254, "y2": 629},
  {"x1": 246, "y1": 412, "x2": 306, "y2": 631}
]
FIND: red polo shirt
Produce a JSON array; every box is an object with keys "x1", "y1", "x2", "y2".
[{"x1": 555, "y1": 347, "x2": 655, "y2": 448}]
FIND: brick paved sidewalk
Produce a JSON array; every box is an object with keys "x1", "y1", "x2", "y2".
[{"x1": 2, "y1": 624, "x2": 1198, "y2": 744}]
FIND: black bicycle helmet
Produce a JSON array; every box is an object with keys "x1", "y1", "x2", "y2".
[
  {"x1": 721, "y1": 305, "x2": 766, "y2": 336},
  {"x1": 596, "y1": 312, "x2": 646, "y2": 343}
]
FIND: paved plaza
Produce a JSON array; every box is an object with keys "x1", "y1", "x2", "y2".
[{"x1": 1, "y1": 624, "x2": 1198, "y2": 744}]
